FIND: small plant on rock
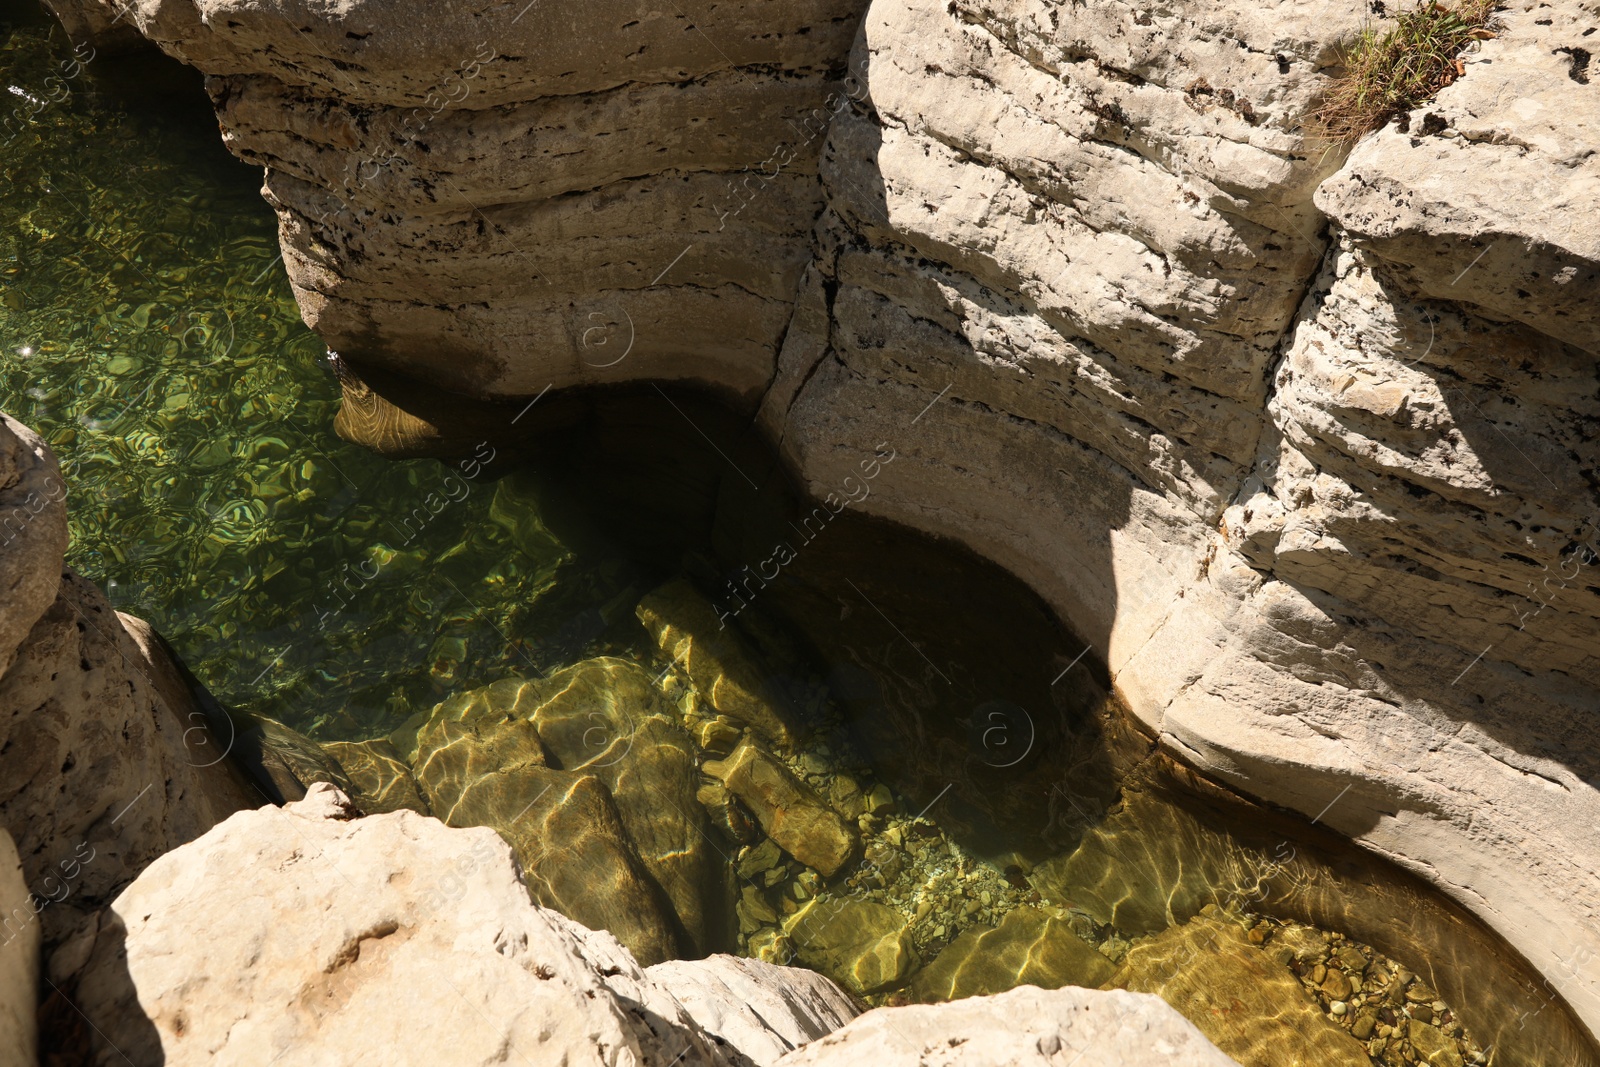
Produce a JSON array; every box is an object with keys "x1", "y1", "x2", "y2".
[{"x1": 1313, "y1": 0, "x2": 1499, "y2": 143}]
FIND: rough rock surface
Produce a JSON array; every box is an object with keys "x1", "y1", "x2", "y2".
[
  {"x1": 54, "y1": 783, "x2": 738, "y2": 1066},
  {"x1": 0, "y1": 415, "x2": 254, "y2": 945},
  {"x1": 0, "y1": 826, "x2": 38, "y2": 1067},
  {"x1": 775, "y1": 985, "x2": 1240, "y2": 1067},
  {"x1": 648, "y1": 954, "x2": 860, "y2": 1067},
  {"x1": 58, "y1": 0, "x2": 1600, "y2": 1041}
]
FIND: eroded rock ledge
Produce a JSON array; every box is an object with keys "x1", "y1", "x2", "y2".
[{"x1": 47, "y1": 0, "x2": 1600, "y2": 1043}]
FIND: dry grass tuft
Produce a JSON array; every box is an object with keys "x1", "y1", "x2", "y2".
[{"x1": 1313, "y1": 0, "x2": 1499, "y2": 143}]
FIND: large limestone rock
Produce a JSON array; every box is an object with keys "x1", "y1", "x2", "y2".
[
  {"x1": 773, "y1": 985, "x2": 1240, "y2": 1067},
  {"x1": 0, "y1": 826, "x2": 38, "y2": 1067},
  {"x1": 103, "y1": 0, "x2": 869, "y2": 414},
  {"x1": 648, "y1": 954, "x2": 860, "y2": 1067},
  {"x1": 52, "y1": 783, "x2": 738, "y2": 1067},
  {"x1": 0, "y1": 415, "x2": 254, "y2": 945},
  {"x1": 63, "y1": 0, "x2": 1600, "y2": 1042}
]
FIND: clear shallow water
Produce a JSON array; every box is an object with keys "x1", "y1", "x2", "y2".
[
  {"x1": 2, "y1": 12, "x2": 1594, "y2": 1067},
  {"x1": 0, "y1": 11, "x2": 616, "y2": 739}
]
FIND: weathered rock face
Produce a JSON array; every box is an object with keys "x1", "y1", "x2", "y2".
[
  {"x1": 0, "y1": 826, "x2": 38, "y2": 1067},
  {"x1": 0, "y1": 414, "x2": 254, "y2": 946},
  {"x1": 52, "y1": 783, "x2": 740, "y2": 1067},
  {"x1": 777, "y1": 985, "x2": 1241, "y2": 1067},
  {"x1": 61, "y1": 0, "x2": 1600, "y2": 1043},
  {"x1": 647, "y1": 954, "x2": 860, "y2": 1067}
]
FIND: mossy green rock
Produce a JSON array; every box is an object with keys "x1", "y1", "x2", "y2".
[
  {"x1": 412, "y1": 712, "x2": 682, "y2": 966},
  {"x1": 911, "y1": 906, "x2": 1115, "y2": 1002},
  {"x1": 636, "y1": 579, "x2": 799, "y2": 750},
  {"x1": 785, "y1": 898, "x2": 919, "y2": 996},
  {"x1": 1111, "y1": 911, "x2": 1370, "y2": 1067},
  {"x1": 705, "y1": 738, "x2": 857, "y2": 877},
  {"x1": 410, "y1": 657, "x2": 724, "y2": 957},
  {"x1": 322, "y1": 738, "x2": 429, "y2": 815}
]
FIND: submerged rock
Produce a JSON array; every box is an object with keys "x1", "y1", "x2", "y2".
[
  {"x1": 238, "y1": 715, "x2": 354, "y2": 802},
  {"x1": 412, "y1": 711, "x2": 683, "y2": 966},
  {"x1": 776, "y1": 985, "x2": 1239, "y2": 1067},
  {"x1": 705, "y1": 738, "x2": 857, "y2": 877},
  {"x1": 1028, "y1": 786, "x2": 1243, "y2": 937},
  {"x1": 784, "y1": 898, "x2": 918, "y2": 997},
  {"x1": 910, "y1": 905, "x2": 1114, "y2": 1002},
  {"x1": 637, "y1": 580, "x2": 801, "y2": 750},
  {"x1": 523, "y1": 658, "x2": 723, "y2": 954},
  {"x1": 322, "y1": 738, "x2": 429, "y2": 815},
  {"x1": 1111, "y1": 910, "x2": 1370, "y2": 1067},
  {"x1": 412, "y1": 657, "x2": 724, "y2": 956}
]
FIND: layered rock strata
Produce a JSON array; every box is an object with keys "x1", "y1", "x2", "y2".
[{"x1": 44, "y1": 0, "x2": 1600, "y2": 1042}]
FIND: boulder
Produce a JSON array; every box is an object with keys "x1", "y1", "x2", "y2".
[
  {"x1": 784, "y1": 898, "x2": 918, "y2": 997},
  {"x1": 648, "y1": 954, "x2": 860, "y2": 1067},
  {"x1": 910, "y1": 905, "x2": 1115, "y2": 1002},
  {"x1": 413, "y1": 658, "x2": 724, "y2": 956},
  {"x1": 524, "y1": 658, "x2": 723, "y2": 953},
  {"x1": 52, "y1": 783, "x2": 736, "y2": 1066},
  {"x1": 0, "y1": 826, "x2": 38, "y2": 1067},
  {"x1": 637, "y1": 580, "x2": 801, "y2": 750},
  {"x1": 773, "y1": 985, "x2": 1240, "y2": 1067},
  {"x1": 1110, "y1": 911, "x2": 1370, "y2": 1067},
  {"x1": 0, "y1": 572, "x2": 255, "y2": 945},
  {"x1": 706, "y1": 739, "x2": 857, "y2": 877}
]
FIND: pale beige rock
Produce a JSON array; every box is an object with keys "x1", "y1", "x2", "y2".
[
  {"x1": 774, "y1": 985, "x2": 1241, "y2": 1067},
  {"x1": 0, "y1": 826, "x2": 38, "y2": 1067},
  {"x1": 108, "y1": 0, "x2": 868, "y2": 411},
  {"x1": 57, "y1": 783, "x2": 737, "y2": 1067},
  {"x1": 648, "y1": 954, "x2": 860, "y2": 1067}
]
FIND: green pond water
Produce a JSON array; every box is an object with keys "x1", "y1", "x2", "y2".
[{"x1": 2, "y1": 10, "x2": 1594, "y2": 1067}]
